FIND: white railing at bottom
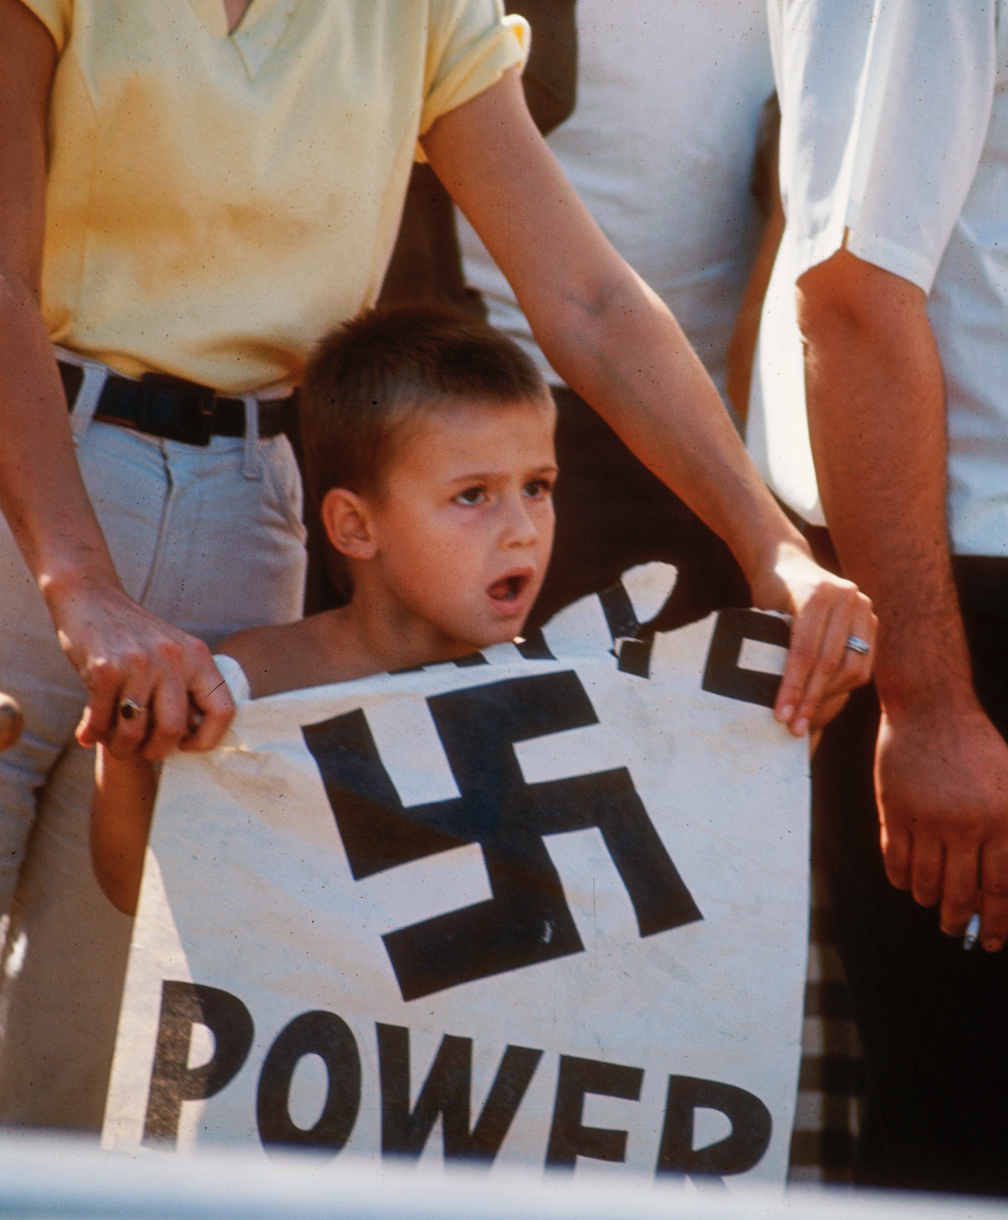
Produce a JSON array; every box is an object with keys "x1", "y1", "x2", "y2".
[{"x1": 0, "y1": 1134, "x2": 1002, "y2": 1220}]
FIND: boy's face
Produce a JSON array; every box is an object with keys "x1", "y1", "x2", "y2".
[{"x1": 365, "y1": 394, "x2": 557, "y2": 659}]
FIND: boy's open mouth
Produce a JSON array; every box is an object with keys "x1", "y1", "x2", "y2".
[{"x1": 488, "y1": 573, "x2": 529, "y2": 603}]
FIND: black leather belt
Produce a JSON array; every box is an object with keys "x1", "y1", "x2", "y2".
[{"x1": 58, "y1": 361, "x2": 296, "y2": 447}]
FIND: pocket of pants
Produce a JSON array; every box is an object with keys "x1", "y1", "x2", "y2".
[{"x1": 259, "y1": 434, "x2": 308, "y2": 545}]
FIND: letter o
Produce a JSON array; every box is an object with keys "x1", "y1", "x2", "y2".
[{"x1": 257, "y1": 1011, "x2": 361, "y2": 1154}]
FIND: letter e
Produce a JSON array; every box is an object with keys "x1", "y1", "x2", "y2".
[{"x1": 545, "y1": 1054, "x2": 643, "y2": 1169}]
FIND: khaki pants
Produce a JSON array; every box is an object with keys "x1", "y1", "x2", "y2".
[{"x1": 0, "y1": 395, "x2": 307, "y2": 1133}]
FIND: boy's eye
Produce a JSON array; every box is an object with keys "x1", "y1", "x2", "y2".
[
  {"x1": 524, "y1": 477, "x2": 553, "y2": 499},
  {"x1": 454, "y1": 486, "x2": 486, "y2": 505}
]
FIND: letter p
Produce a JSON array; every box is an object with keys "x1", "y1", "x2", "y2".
[{"x1": 143, "y1": 980, "x2": 254, "y2": 1145}]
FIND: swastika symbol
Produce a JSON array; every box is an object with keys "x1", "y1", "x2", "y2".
[{"x1": 302, "y1": 671, "x2": 701, "y2": 1000}]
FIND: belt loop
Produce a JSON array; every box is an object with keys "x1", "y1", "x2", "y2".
[
  {"x1": 241, "y1": 394, "x2": 263, "y2": 480},
  {"x1": 68, "y1": 363, "x2": 110, "y2": 438}
]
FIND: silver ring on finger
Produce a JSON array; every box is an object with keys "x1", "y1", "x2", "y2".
[
  {"x1": 845, "y1": 635, "x2": 871, "y2": 656},
  {"x1": 119, "y1": 698, "x2": 147, "y2": 722}
]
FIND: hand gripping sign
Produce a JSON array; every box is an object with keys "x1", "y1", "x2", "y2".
[{"x1": 103, "y1": 566, "x2": 810, "y2": 1189}]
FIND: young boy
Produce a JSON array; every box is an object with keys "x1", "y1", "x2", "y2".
[
  {"x1": 92, "y1": 303, "x2": 875, "y2": 916},
  {"x1": 91, "y1": 305, "x2": 559, "y2": 915}
]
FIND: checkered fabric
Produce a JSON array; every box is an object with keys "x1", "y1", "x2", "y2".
[{"x1": 787, "y1": 848, "x2": 866, "y2": 1185}]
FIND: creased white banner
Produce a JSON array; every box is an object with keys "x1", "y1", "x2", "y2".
[{"x1": 103, "y1": 567, "x2": 809, "y2": 1191}]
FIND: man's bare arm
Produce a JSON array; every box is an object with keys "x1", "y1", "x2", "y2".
[
  {"x1": 0, "y1": 0, "x2": 233, "y2": 758},
  {"x1": 798, "y1": 247, "x2": 1008, "y2": 951}
]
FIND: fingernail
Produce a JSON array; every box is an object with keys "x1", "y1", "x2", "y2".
[
  {"x1": 792, "y1": 717, "x2": 809, "y2": 736},
  {"x1": 777, "y1": 704, "x2": 794, "y2": 723}
]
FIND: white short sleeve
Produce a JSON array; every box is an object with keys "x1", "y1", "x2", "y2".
[
  {"x1": 750, "y1": 0, "x2": 1005, "y2": 530},
  {"x1": 776, "y1": 0, "x2": 996, "y2": 292}
]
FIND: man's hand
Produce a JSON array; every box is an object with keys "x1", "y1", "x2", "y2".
[
  {"x1": 49, "y1": 575, "x2": 235, "y2": 759},
  {"x1": 876, "y1": 702, "x2": 1008, "y2": 953},
  {"x1": 753, "y1": 540, "x2": 876, "y2": 738}
]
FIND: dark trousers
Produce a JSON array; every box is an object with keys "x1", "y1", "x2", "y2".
[{"x1": 809, "y1": 533, "x2": 1008, "y2": 1196}]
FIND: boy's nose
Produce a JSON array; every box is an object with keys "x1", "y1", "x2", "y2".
[{"x1": 501, "y1": 493, "x2": 540, "y2": 546}]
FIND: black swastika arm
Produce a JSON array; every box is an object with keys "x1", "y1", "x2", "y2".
[{"x1": 303, "y1": 672, "x2": 701, "y2": 1001}]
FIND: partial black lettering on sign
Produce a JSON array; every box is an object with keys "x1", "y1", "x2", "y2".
[
  {"x1": 702, "y1": 608, "x2": 789, "y2": 709},
  {"x1": 303, "y1": 672, "x2": 702, "y2": 1000},
  {"x1": 377, "y1": 1023, "x2": 542, "y2": 1161},
  {"x1": 656, "y1": 1075, "x2": 773, "y2": 1179},
  {"x1": 257, "y1": 1011, "x2": 361, "y2": 1153},
  {"x1": 143, "y1": 981, "x2": 253, "y2": 1144},
  {"x1": 546, "y1": 1054, "x2": 644, "y2": 1168}
]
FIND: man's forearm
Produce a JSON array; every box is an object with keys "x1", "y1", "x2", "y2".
[
  {"x1": 797, "y1": 248, "x2": 1008, "y2": 946},
  {"x1": 798, "y1": 249, "x2": 975, "y2": 712}
]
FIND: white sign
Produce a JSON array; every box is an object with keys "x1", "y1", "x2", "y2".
[{"x1": 103, "y1": 567, "x2": 810, "y2": 1189}]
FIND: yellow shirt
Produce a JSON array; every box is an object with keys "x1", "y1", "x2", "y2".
[{"x1": 25, "y1": 0, "x2": 528, "y2": 392}]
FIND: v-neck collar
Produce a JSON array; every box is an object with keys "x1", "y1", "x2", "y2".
[{"x1": 189, "y1": 0, "x2": 302, "y2": 78}]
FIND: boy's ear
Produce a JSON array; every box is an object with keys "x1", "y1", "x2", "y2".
[{"x1": 320, "y1": 487, "x2": 378, "y2": 560}]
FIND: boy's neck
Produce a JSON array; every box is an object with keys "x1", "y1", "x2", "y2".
[
  {"x1": 334, "y1": 589, "x2": 477, "y2": 677},
  {"x1": 223, "y1": 600, "x2": 483, "y2": 702}
]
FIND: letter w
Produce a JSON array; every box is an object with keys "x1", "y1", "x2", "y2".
[{"x1": 377, "y1": 1023, "x2": 541, "y2": 1162}]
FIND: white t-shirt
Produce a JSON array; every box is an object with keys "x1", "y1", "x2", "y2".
[
  {"x1": 458, "y1": 0, "x2": 774, "y2": 405},
  {"x1": 748, "y1": 0, "x2": 1008, "y2": 556}
]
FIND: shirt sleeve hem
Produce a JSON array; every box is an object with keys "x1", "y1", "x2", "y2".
[
  {"x1": 793, "y1": 222, "x2": 937, "y2": 296},
  {"x1": 416, "y1": 14, "x2": 530, "y2": 160}
]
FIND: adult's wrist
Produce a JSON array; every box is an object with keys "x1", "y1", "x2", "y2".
[
  {"x1": 874, "y1": 638, "x2": 979, "y2": 722},
  {"x1": 37, "y1": 548, "x2": 124, "y2": 620},
  {"x1": 743, "y1": 527, "x2": 815, "y2": 614}
]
